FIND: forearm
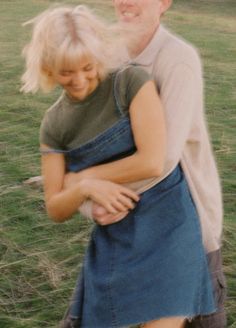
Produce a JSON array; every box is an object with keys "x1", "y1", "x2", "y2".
[
  {"x1": 41, "y1": 148, "x2": 140, "y2": 223},
  {"x1": 49, "y1": 177, "x2": 139, "y2": 222},
  {"x1": 65, "y1": 82, "x2": 166, "y2": 184},
  {"x1": 79, "y1": 81, "x2": 165, "y2": 184},
  {"x1": 46, "y1": 181, "x2": 87, "y2": 222},
  {"x1": 65, "y1": 81, "x2": 166, "y2": 188},
  {"x1": 75, "y1": 151, "x2": 163, "y2": 185}
]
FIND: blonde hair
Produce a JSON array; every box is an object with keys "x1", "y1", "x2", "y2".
[{"x1": 21, "y1": 5, "x2": 128, "y2": 93}]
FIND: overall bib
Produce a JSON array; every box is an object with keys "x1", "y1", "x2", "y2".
[{"x1": 61, "y1": 73, "x2": 215, "y2": 328}]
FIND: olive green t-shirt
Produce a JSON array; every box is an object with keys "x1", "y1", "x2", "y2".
[{"x1": 40, "y1": 66, "x2": 150, "y2": 150}]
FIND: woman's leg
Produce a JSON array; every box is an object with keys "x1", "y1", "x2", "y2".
[{"x1": 141, "y1": 317, "x2": 186, "y2": 328}]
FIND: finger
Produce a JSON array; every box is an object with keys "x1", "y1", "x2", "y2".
[
  {"x1": 111, "y1": 199, "x2": 129, "y2": 212},
  {"x1": 102, "y1": 201, "x2": 118, "y2": 214},
  {"x1": 117, "y1": 195, "x2": 136, "y2": 210},
  {"x1": 119, "y1": 187, "x2": 140, "y2": 202},
  {"x1": 95, "y1": 213, "x2": 115, "y2": 225},
  {"x1": 92, "y1": 195, "x2": 119, "y2": 214},
  {"x1": 92, "y1": 204, "x2": 108, "y2": 217}
]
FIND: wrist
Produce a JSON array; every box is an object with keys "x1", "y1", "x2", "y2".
[
  {"x1": 77, "y1": 178, "x2": 92, "y2": 198},
  {"x1": 79, "y1": 167, "x2": 96, "y2": 180}
]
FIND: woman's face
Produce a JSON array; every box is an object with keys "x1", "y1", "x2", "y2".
[{"x1": 52, "y1": 55, "x2": 100, "y2": 101}]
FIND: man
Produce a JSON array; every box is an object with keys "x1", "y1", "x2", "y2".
[{"x1": 109, "y1": 0, "x2": 226, "y2": 327}]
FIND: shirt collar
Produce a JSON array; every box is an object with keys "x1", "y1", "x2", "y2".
[{"x1": 131, "y1": 25, "x2": 168, "y2": 67}]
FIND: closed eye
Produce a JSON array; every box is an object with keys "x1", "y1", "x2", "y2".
[
  {"x1": 59, "y1": 70, "x2": 73, "y2": 76},
  {"x1": 84, "y1": 64, "x2": 94, "y2": 71}
]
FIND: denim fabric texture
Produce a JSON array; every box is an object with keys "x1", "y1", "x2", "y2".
[
  {"x1": 185, "y1": 249, "x2": 227, "y2": 328},
  {"x1": 60, "y1": 72, "x2": 216, "y2": 328}
]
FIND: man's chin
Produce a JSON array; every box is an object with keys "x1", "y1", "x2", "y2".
[{"x1": 119, "y1": 15, "x2": 138, "y2": 24}]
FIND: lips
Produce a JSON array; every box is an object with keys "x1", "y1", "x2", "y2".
[
  {"x1": 122, "y1": 12, "x2": 136, "y2": 18},
  {"x1": 70, "y1": 85, "x2": 86, "y2": 92},
  {"x1": 120, "y1": 10, "x2": 138, "y2": 22}
]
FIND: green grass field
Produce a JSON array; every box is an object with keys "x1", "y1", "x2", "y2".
[{"x1": 0, "y1": 0, "x2": 235, "y2": 327}]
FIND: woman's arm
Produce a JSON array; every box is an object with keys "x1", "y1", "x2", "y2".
[
  {"x1": 41, "y1": 145, "x2": 139, "y2": 222},
  {"x1": 64, "y1": 80, "x2": 166, "y2": 187},
  {"x1": 41, "y1": 149, "x2": 87, "y2": 222}
]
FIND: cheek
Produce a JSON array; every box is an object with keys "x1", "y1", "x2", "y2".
[
  {"x1": 145, "y1": 5, "x2": 161, "y2": 23},
  {"x1": 58, "y1": 77, "x2": 71, "y2": 86},
  {"x1": 87, "y1": 68, "x2": 99, "y2": 79},
  {"x1": 53, "y1": 73, "x2": 71, "y2": 86}
]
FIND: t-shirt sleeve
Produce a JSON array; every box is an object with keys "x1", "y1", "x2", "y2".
[
  {"x1": 39, "y1": 110, "x2": 62, "y2": 150},
  {"x1": 118, "y1": 66, "x2": 152, "y2": 113}
]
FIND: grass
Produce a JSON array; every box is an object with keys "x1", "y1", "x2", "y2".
[{"x1": 0, "y1": 0, "x2": 235, "y2": 327}]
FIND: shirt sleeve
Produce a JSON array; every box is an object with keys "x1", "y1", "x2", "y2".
[
  {"x1": 118, "y1": 66, "x2": 152, "y2": 113},
  {"x1": 157, "y1": 56, "x2": 203, "y2": 167},
  {"x1": 39, "y1": 110, "x2": 62, "y2": 150}
]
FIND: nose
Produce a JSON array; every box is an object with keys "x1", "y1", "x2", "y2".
[{"x1": 72, "y1": 72, "x2": 86, "y2": 86}]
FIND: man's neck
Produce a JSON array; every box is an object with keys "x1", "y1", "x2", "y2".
[{"x1": 129, "y1": 23, "x2": 160, "y2": 58}]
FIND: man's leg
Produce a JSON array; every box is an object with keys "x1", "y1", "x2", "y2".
[{"x1": 185, "y1": 249, "x2": 227, "y2": 328}]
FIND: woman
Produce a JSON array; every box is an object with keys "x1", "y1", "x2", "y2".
[{"x1": 21, "y1": 5, "x2": 215, "y2": 328}]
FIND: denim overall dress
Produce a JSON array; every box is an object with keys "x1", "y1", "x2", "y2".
[{"x1": 61, "y1": 73, "x2": 215, "y2": 328}]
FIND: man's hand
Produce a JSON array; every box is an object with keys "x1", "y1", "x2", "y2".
[
  {"x1": 64, "y1": 173, "x2": 139, "y2": 225},
  {"x1": 92, "y1": 202, "x2": 128, "y2": 226},
  {"x1": 80, "y1": 178, "x2": 139, "y2": 215},
  {"x1": 76, "y1": 179, "x2": 139, "y2": 218}
]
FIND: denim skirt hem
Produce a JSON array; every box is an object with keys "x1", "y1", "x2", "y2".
[{"x1": 116, "y1": 310, "x2": 217, "y2": 328}]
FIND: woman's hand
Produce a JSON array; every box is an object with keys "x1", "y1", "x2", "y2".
[{"x1": 80, "y1": 178, "x2": 139, "y2": 215}]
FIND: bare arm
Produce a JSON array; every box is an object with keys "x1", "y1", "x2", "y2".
[
  {"x1": 64, "y1": 80, "x2": 166, "y2": 187},
  {"x1": 41, "y1": 150, "x2": 87, "y2": 222},
  {"x1": 41, "y1": 147, "x2": 139, "y2": 222}
]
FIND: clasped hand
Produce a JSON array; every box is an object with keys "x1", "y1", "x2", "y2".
[{"x1": 64, "y1": 172, "x2": 140, "y2": 225}]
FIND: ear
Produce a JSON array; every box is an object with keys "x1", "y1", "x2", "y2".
[{"x1": 160, "y1": 0, "x2": 172, "y2": 15}]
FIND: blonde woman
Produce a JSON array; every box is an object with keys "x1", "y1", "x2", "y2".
[{"x1": 21, "y1": 5, "x2": 215, "y2": 328}]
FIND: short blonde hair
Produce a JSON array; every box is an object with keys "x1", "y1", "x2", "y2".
[{"x1": 21, "y1": 5, "x2": 128, "y2": 93}]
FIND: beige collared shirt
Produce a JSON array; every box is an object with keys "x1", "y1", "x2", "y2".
[{"x1": 129, "y1": 25, "x2": 223, "y2": 253}]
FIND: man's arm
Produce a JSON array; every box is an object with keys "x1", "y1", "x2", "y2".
[
  {"x1": 64, "y1": 80, "x2": 166, "y2": 187},
  {"x1": 41, "y1": 145, "x2": 139, "y2": 222},
  {"x1": 157, "y1": 54, "x2": 203, "y2": 168}
]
